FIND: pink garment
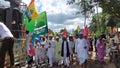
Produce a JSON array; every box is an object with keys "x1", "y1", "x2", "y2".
[
  {"x1": 97, "y1": 42, "x2": 105, "y2": 62},
  {"x1": 28, "y1": 44, "x2": 35, "y2": 56},
  {"x1": 82, "y1": 25, "x2": 88, "y2": 36}
]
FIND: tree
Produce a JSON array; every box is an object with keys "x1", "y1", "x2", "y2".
[
  {"x1": 67, "y1": 0, "x2": 95, "y2": 27},
  {"x1": 59, "y1": 28, "x2": 70, "y2": 36},
  {"x1": 68, "y1": 0, "x2": 120, "y2": 35},
  {"x1": 68, "y1": 0, "x2": 120, "y2": 18},
  {"x1": 98, "y1": 0, "x2": 120, "y2": 18},
  {"x1": 89, "y1": 13, "x2": 111, "y2": 35},
  {"x1": 89, "y1": 12, "x2": 120, "y2": 36}
]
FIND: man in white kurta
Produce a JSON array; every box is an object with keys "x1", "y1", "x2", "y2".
[
  {"x1": 60, "y1": 36, "x2": 70, "y2": 67},
  {"x1": 68, "y1": 36, "x2": 74, "y2": 62},
  {"x1": 47, "y1": 35, "x2": 55, "y2": 67},
  {"x1": 39, "y1": 42, "x2": 47, "y2": 63},
  {"x1": 76, "y1": 34, "x2": 88, "y2": 67},
  {"x1": 34, "y1": 38, "x2": 40, "y2": 65},
  {"x1": 68, "y1": 36, "x2": 74, "y2": 54},
  {"x1": 74, "y1": 35, "x2": 79, "y2": 53},
  {"x1": 26, "y1": 31, "x2": 32, "y2": 52}
]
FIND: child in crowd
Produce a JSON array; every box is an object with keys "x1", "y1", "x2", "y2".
[
  {"x1": 111, "y1": 39, "x2": 117, "y2": 50},
  {"x1": 109, "y1": 39, "x2": 119, "y2": 62},
  {"x1": 34, "y1": 38, "x2": 40, "y2": 67},
  {"x1": 106, "y1": 41, "x2": 111, "y2": 57},
  {"x1": 39, "y1": 42, "x2": 47, "y2": 64},
  {"x1": 27, "y1": 38, "x2": 35, "y2": 68}
]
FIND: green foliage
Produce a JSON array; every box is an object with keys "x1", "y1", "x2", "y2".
[
  {"x1": 60, "y1": 29, "x2": 64, "y2": 33},
  {"x1": 89, "y1": 13, "x2": 110, "y2": 35},
  {"x1": 68, "y1": 0, "x2": 120, "y2": 35},
  {"x1": 89, "y1": 13, "x2": 120, "y2": 35},
  {"x1": 98, "y1": 0, "x2": 120, "y2": 18},
  {"x1": 68, "y1": 0, "x2": 120, "y2": 18}
]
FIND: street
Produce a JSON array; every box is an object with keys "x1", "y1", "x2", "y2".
[{"x1": 20, "y1": 52, "x2": 117, "y2": 68}]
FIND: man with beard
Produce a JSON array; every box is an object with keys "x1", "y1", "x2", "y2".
[
  {"x1": 47, "y1": 34, "x2": 55, "y2": 67},
  {"x1": 59, "y1": 35, "x2": 70, "y2": 68},
  {"x1": 76, "y1": 33, "x2": 88, "y2": 68}
]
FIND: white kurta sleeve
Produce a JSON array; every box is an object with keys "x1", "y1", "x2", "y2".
[
  {"x1": 44, "y1": 41, "x2": 49, "y2": 49},
  {"x1": 51, "y1": 41, "x2": 55, "y2": 48},
  {"x1": 75, "y1": 39, "x2": 78, "y2": 53},
  {"x1": 85, "y1": 39, "x2": 88, "y2": 47}
]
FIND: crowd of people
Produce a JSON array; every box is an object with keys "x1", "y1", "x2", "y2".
[
  {"x1": 26, "y1": 31, "x2": 120, "y2": 68},
  {"x1": 26, "y1": 32, "x2": 89, "y2": 68},
  {"x1": 0, "y1": 22, "x2": 119, "y2": 68}
]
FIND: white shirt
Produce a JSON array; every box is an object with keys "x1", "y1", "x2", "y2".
[
  {"x1": 60, "y1": 41, "x2": 71, "y2": 57},
  {"x1": 64, "y1": 41, "x2": 67, "y2": 57},
  {"x1": 47, "y1": 40, "x2": 55, "y2": 58},
  {"x1": 0, "y1": 22, "x2": 13, "y2": 39},
  {"x1": 74, "y1": 38, "x2": 79, "y2": 53},
  {"x1": 34, "y1": 42, "x2": 40, "y2": 55},
  {"x1": 68, "y1": 41, "x2": 74, "y2": 53},
  {"x1": 76, "y1": 38, "x2": 88, "y2": 64},
  {"x1": 77, "y1": 38, "x2": 87, "y2": 50}
]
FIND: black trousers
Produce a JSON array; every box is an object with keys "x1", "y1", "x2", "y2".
[{"x1": 0, "y1": 37, "x2": 14, "y2": 68}]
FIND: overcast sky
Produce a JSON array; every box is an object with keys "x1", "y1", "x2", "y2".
[{"x1": 22, "y1": 0, "x2": 102, "y2": 32}]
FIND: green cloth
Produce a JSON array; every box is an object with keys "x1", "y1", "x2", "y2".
[
  {"x1": 23, "y1": 11, "x2": 48, "y2": 33},
  {"x1": 55, "y1": 41, "x2": 61, "y2": 61},
  {"x1": 27, "y1": 11, "x2": 48, "y2": 32}
]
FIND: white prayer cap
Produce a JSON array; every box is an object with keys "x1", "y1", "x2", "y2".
[
  {"x1": 49, "y1": 34, "x2": 53, "y2": 37},
  {"x1": 40, "y1": 35, "x2": 44, "y2": 37},
  {"x1": 35, "y1": 38, "x2": 39, "y2": 40},
  {"x1": 56, "y1": 36, "x2": 59, "y2": 38},
  {"x1": 69, "y1": 35, "x2": 73, "y2": 37},
  {"x1": 102, "y1": 38, "x2": 106, "y2": 41}
]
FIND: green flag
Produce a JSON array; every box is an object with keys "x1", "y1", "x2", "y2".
[
  {"x1": 23, "y1": 11, "x2": 30, "y2": 26},
  {"x1": 26, "y1": 11, "x2": 48, "y2": 35}
]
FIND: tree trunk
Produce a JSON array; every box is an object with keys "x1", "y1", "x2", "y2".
[
  {"x1": 96, "y1": 0, "x2": 100, "y2": 33},
  {"x1": 84, "y1": 13, "x2": 86, "y2": 27}
]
